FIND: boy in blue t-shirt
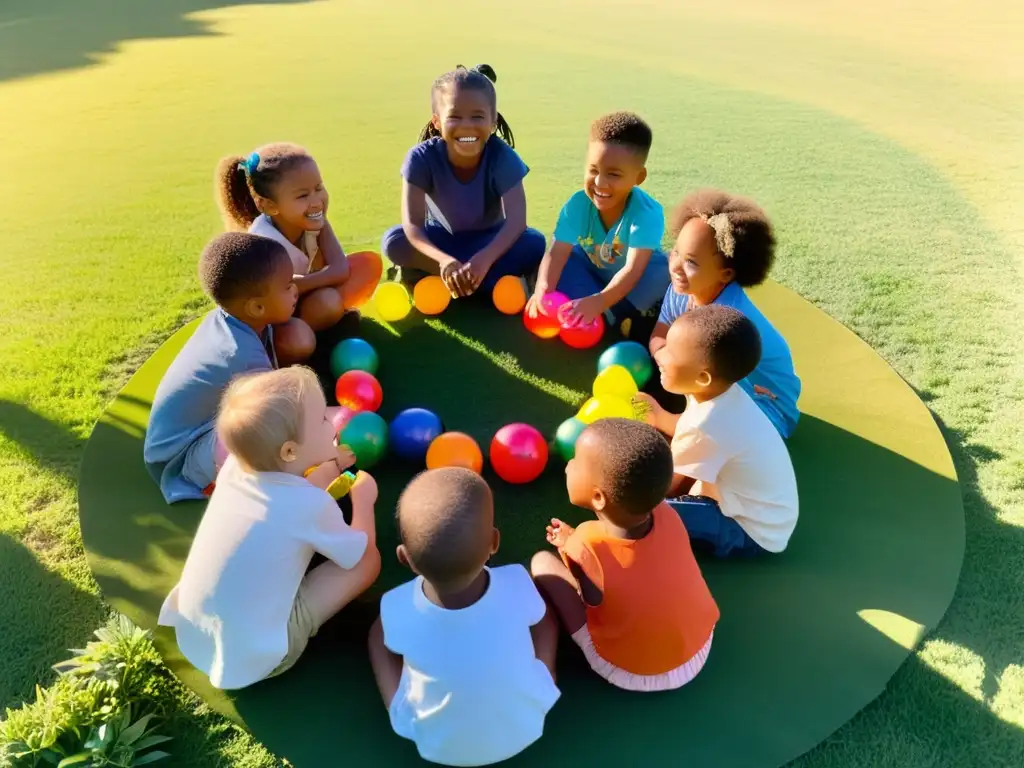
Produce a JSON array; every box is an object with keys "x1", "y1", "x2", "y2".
[
  {"x1": 526, "y1": 112, "x2": 668, "y2": 335},
  {"x1": 649, "y1": 190, "x2": 801, "y2": 438},
  {"x1": 144, "y1": 233, "x2": 298, "y2": 503}
]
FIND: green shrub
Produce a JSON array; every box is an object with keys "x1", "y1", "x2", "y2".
[{"x1": 0, "y1": 616, "x2": 172, "y2": 768}]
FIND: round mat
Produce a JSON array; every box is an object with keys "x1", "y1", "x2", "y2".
[{"x1": 78, "y1": 280, "x2": 963, "y2": 767}]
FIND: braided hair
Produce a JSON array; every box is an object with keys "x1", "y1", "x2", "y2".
[
  {"x1": 215, "y1": 142, "x2": 312, "y2": 231},
  {"x1": 418, "y1": 64, "x2": 515, "y2": 148}
]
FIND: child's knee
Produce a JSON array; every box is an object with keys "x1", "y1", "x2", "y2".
[
  {"x1": 299, "y1": 287, "x2": 345, "y2": 331},
  {"x1": 517, "y1": 227, "x2": 547, "y2": 260},
  {"x1": 530, "y1": 549, "x2": 562, "y2": 578},
  {"x1": 381, "y1": 225, "x2": 413, "y2": 265}
]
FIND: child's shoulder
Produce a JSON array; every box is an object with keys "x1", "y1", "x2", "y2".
[
  {"x1": 404, "y1": 137, "x2": 445, "y2": 163},
  {"x1": 627, "y1": 187, "x2": 664, "y2": 218}
]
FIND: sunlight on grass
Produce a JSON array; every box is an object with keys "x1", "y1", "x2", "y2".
[{"x1": 857, "y1": 610, "x2": 926, "y2": 651}]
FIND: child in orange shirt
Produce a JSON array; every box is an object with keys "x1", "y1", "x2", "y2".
[{"x1": 531, "y1": 418, "x2": 719, "y2": 692}]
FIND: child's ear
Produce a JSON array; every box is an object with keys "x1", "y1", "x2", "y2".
[
  {"x1": 636, "y1": 167, "x2": 648, "y2": 186},
  {"x1": 431, "y1": 114, "x2": 441, "y2": 133},
  {"x1": 490, "y1": 528, "x2": 501, "y2": 556},
  {"x1": 721, "y1": 266, "x2": 736, "y2": 284},
  {"x1": 696, "y1": 369, "x2": 714, "y2": 389},
  {"x1": 592, "y1": 487, "x2": 607, "y2": 512},
  {"x1": 244, "y1": 297, "x2": 266, "y2": 320},
  {"x1": 254, "y1": 195, "x2": 277, "y2": 217},
  {"x1": 397, "y1": 544, "x2": 415, "y2": 571},
  {"x1": 279, "y1": 440, "x2": 299, "y2": 464}
]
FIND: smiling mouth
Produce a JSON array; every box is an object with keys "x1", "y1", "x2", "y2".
[
  {"x1": 592, "y1": 190, "x2": 612, "y2": 201},
  {"x1": 305, "y1": 211, "x2": 324, "y2": 221}
]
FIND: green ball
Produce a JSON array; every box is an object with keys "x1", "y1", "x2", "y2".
[
  {"x1": 339, "y1": 411, "x2": 388, "y2": 469},
  {"x1": 554, "y1": 417, "x2": 587, "y2": 462},
  {"x1": 598, "y1": 341, "x2": 653, "y2": 388},
  {"x1": 330, "y1": 338, "x2": 379, "y2": 378}
]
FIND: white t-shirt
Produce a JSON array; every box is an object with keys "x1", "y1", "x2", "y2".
[
  {"x1": 672, "y1": 385, "x2": 799, "y2": 552},
  {"x1": 158, "y1": 457, "x2": 367, "y2": 689},
  {"x1": 381, "y1": 565, "x2": 560, "y2": 767},
  {"x1": 249, "y1": 214, "x2": 319, "y2": 275}
]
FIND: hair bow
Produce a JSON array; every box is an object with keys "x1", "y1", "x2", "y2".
[
  {"x1": 240, "y1": 151, "x2": 260, "y2": 177},
  {"x1": 704, "y1": 213, "x2": 736, "y2": 259}
]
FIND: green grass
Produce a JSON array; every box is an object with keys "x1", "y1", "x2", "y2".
[{"x1": 1, "y1": 0, "x2": 1022, "y2": 765}]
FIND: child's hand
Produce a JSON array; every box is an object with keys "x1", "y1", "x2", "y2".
[
  {"x1": 633, "y1": 392, "x2": 664, "y2": 428},
  {"x1": 525, "y1": 292, "x2": 544, "y2": 319},
  {"x1": 459, "y1": 254, "x2": 494, "y2": 295},
  {"x1": 336, "y1": 445, "x2": 356, "y2": 469},
  {"x1": 305, "y1": 460, "x2": 342, "y2": 490},
  {"x1": 349, "y1": 471, "x2": 378, "y2": 509},
  {"x1": 564, "y1": 294, "x2": 605, "y2": 326},
  {"x1": 439, "y1": 257, "x2": 464, "y2": 297},
  {"x1": 546, "y1": 518, "x2": 575, "y2": 549}
]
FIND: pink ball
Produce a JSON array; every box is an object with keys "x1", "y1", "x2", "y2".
[
  {"x1": 330, "y1": 406, "x2": 355, "y2": 435},
  {"x1": 335, "y1": 370, "x2": 383, "y2": 413},
  {"x1": 490, "y1": 423, "x2": 549, "y2": 484},
  {"x1": 560, "y1": 314, "x2": 605, "y2": 349},
  {"x1": 540, "y1": 291, "x2": 571, "y2": 320}
]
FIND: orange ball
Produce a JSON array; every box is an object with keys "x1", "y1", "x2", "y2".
[
  {"x1": 426, "y1": 432, "x2": 484, "y2": 474},
  {"x1": 413, "y1": 275, "x2": 451, "y2": 315},
  {"x1": 492, "y1": 275, "x2": 527, "y2": 315}
]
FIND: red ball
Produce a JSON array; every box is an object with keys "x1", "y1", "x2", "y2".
[
  {"x1": 489, "y1": 423, "x2": 548, "y2": 484},
  {"x1": 560, "y1": 314, "x2": 605, "y2": 349},
  {"x1": 334, "y1": 370, "x2": 383, "y2": 413},
  {"x1": 523, "y1": 308, "x2": 561, "y2": 339}
]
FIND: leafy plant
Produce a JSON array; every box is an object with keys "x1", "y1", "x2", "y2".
[{"x1": 55, "y1": 707, "x2": 170, "y2": 768}]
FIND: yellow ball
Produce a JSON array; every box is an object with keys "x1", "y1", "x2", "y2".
[
  {"x1": 492, "y1": 275, "x2": 527, "y2": 315},
  {"x1": 413, "y1": 276, "x2": 451, "y2": 316},
  {"x1": 576, "y1": 395, "x2": 634, "y2": 424},
  {"x1": 593, "y1": 364, "x2": 638, "y2": 401},
  {"x1": 374, "y1": 282, "x2": 412, "y2": 322}
]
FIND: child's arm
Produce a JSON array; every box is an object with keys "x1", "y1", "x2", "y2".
[
  {"x1": 634, "y1": 392, "x2": 681, "y2": 436},
  {"x1": 548, "y1": 520, "x2": 603, "y2": 607},
  {"x1": 401, "y1": 180, "x2": 463, "y2": 289},
  {"x1": 526, "y1": 240, "x2": 574, "y2": 317},
  {"x1": 294, "y1": 220, "x2": 350, "y2": 293},
  {"x1": 347, "y1": 471, "x2": 378, "y2": 547},
  {"x1": 455, "y1": 182, "x2": 529, "y2": 293},
  {"x1": 368, "y1": 617, "x2": 403, "y2": 709},
  {"x1": 565, "y1": 247, "x2": 654, "y2": 325}
]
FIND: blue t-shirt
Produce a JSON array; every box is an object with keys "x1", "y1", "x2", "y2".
[
  {"x1": 553, "y1": 188, "x2": 665, "y2": 275},
  {"x1": 658, "y1": 282, "x2": 801, "y2": 437},
  {"x1": 401, "y1": 137, "x2": 529, "y2": 234},
  {"x1": 144, "y1": 309, "x2": 276, "y2": 503}
]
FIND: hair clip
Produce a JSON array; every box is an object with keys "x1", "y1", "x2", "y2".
[
  {"x1": 704, "y1": 213, "x2": 736, "y2": 259},
  {"x1": 241, "y1": 151, "x2": 260, "y2": 177}
]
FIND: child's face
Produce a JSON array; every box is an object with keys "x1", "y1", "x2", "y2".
[
  {"x1": 262, "y1": 158, "x2": 329, "y2": 234},
  {"x1": 583, "y1": 141, "x2": 647, "y2": 215},
  {"x1": 433, "y1": 87, "x2": 495, "y2": 160},
  {"x1": 249, "y1": 256, "x2": 298, "y2": 325},
  {"x1": 565, "y1": 430, "x2": 606, "y2": 512},
  {"x1": 654, "y1": 319, "x2": 713, "y2": 395},
  {"x1": 284, "y1": 387, "x2": 338, "y2": 473},
  {"x1": 669, "y1": 218, "x2": 734, "y2": 299}
]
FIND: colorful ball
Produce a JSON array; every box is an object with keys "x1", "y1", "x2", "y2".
[
  {"x1": 334, "y1": 370, "x2": 383, "y2": 413},
  {"x1": 329, "y1": 337, "x2": 379, "y2": 378},
  {"x1": 576, "y1": 395, "x2": 634, "y2": 424},
  {"x1": 339, "y1": 411, "x2": 388, "y2": 469},
  {"x1": 330, "y1": 406, "x2": 355, "y2": 436},
  {"x1": 413, "y1": 276, "x2": 451, "y2": 316},
  {"x1": 560, "y1": 314, "x2": 605, "y2": 349},
  {"x1": 593, "y1": 364, "x2": 638, "y2": 400},
  {"x1": 523, "y1": 308, "x2": 561, "y2": 339},
  {"x1": 492, "y1": 275, "x2": 527, "y2": 315},
  {"x1": 598, "y1": 341, "x2": 654, "y2": 388},
  {"x1": 554, "y1": 417, "x2": 587, "y2": 462},
  {"x1": 374, "y1": 282, "x2": 412, "y2": 322},
  {"x1": 389, "y1": 408, "x2": 444, "y2": 463},
  {"x1": 426, "y1": 432, "x2": 484, "y2": 474},
  {"x1": 490, "y1": 423, "x2": 548, "y2": 484},
  {"x1": 540, "y1": 291, "x2": 571, "y2": 319}
]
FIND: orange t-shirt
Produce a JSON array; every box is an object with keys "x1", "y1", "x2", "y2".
[{"x1": 562, "y1": 504, "x2": 720, "y2": 676}]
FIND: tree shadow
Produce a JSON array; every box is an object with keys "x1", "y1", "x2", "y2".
[
  {"x1": 0, "y1": 534, "x2": 107, "y2": 709},
  {"x1": 0, "y1": 399, "x2": 84, "y2": 484},
  {"x1": 0, "y1": 0, "x2": 316, "y2": 84}
]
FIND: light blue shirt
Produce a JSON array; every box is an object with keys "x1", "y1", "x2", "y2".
[
  {"x1": 553, "y1": 187, "x2": 664, "y2": 275},
  {"x1": 659, "y1": 282, "x2": 801, "y2": 437},
  {"x1": 144, "y1": 309, "x2": 276, "y2": 503}
]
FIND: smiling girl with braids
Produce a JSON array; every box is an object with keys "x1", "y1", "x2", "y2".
[
  {"x1": 217, "y1": 143, "x2": 383, "y2": 365},
  {"x1": 381, "y1": 65, "x2": 546, "y2": 298}
]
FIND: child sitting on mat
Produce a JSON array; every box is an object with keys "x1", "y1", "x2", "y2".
[
  {"x1": 368, "y1": 468, "x2": 560, "y2": 767},
  {"x1": 217, "y1": 142, "x2": 383, "y2": 365},
  {"x1": 526, "y1": 112, "x2": 668, "y2": 339},
  {"x1": 638, "y1": 305, "x2": 799, "y2": 557},
  {"x1": 649, "y1": 189, "x2": 800, "y2": 437},
  {"x1": 381, "y1": 64, "x2": 546, "y2": 298},
  {"x1": 144, "y1": 232, "x2": 295, "y2": 503},
  {"x1": 159, "y1": 367, "x2": 380, "y2": 690},
  {"x1": 531, "y1": 418, "x2": 719, "y2": 692}
]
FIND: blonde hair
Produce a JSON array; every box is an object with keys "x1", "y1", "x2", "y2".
[
  {"x1": 217, "y1": 366, "x2": 324, "y2": 472},
  {"x1": 214, "y1": 142, "x2": 313, "y2": 231}
]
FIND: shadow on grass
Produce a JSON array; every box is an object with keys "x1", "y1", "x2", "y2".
[
  {"x1": 0, "y1": 399, "x2": 85, "y2": 483},
  {"x1": 0, "y1": 0, "x2": 315, "y2": 83},
  {"x1": 0, "y1": 535, "x2": 106, "y2": 709}
]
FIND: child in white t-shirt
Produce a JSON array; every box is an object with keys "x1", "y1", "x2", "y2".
[
  {"x1": 637, "y1": 305, "x2": 799, "y2": 557},
  {"x1": 159, "y1": 367, "x2": 381, "y2": 689},
  {"x1": 368, "y1": 468, "x2": 560, "y2": 767}
]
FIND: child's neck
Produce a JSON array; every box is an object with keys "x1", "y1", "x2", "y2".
[
  {"x1": 601, "y1": 511, "x2": 654, "y2": 541},
  {"x1": 269, "y1": 216, "x2": 305, "y2": 248},
  {"x1": 688, "y1": 282, "x2": 730, "y2": 308},
  {"x1": 691, "y1": 381, "x2": 733, "y2": 405},
  {"x1": 597, "y1": 193, "x2": 630, "y2": 231},
  {"x1": 424, "y1": 569, "x2": 489, "y2": 610}
]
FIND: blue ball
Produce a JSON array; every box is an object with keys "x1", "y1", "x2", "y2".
[
  {"x1": 330, "y1": 337, "x2": 379, "y2": 378},
  {"x1": 389, "y1": 408, "x2": 444, "y2": 463}
]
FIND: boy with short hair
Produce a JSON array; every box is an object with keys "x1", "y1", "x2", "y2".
[
  {"x1": 638, "y1": 305, "x2": 800, "y2": 557},
  {"x1": 526, "y1": 111, "x2": 668, "y2": 337},
  {"x1": 368, "y1": 468, "x2": 560, "y2": 767},
  {"x1": 144, "y1": 232, "x2": 297, "y2": 503}
]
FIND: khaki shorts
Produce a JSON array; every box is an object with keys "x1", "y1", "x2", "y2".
[{"x1": 266, "y1": 581, "x2": 320, "y2": 679}]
